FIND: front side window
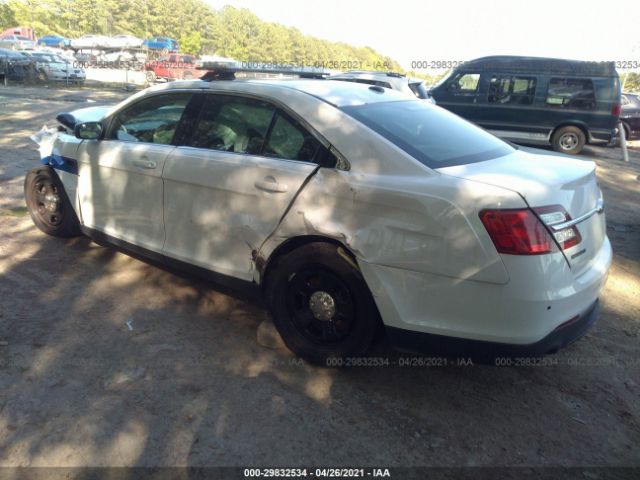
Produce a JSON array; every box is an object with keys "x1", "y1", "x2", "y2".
[
  {"x1": 448, "y1": 73, "x2": 480, "y2": 92},
  {"x1": 488, "y1": 76, "x2": 537, "y2": 105},
  {"x1": 546, "y1": 78, "x2": 596, "y2": 110},
  {"x1": 109, "y1": 92, "x2": 192, "y2": 144},
  {"x1": 188, "y1": 95, "x2": 275, "y2": 154},
  {"x1": 343, "y1": 100, "x2": 514, "y2": 168}
]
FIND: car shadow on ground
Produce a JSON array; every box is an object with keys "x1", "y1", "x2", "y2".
[{"x1": 1, "y1": 217, "x2": 639, "y2": 467}]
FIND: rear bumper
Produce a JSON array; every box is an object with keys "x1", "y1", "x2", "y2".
[
  {"x1": 359, "y1": 236, "x2": 611, "y2": 346},
  {"x1": 386, "y1": 300, "x2": 599, "y2": 358},
  {"x1": 589, "y1": 127, "x2": 618, "y2": 145}
]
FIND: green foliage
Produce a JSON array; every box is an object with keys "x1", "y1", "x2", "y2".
[
  {"x1": 0, "y1": 0, "x2": 16, "y2": 30},
  {"x1": 622, "y1": 72, "x2": 640, "y2": 93},
  {"x1": 407, "y1": 70, "x2": 448, "y2": 87},
  {"x1": 179, "y1": 31, "x2": 201, "y2": 56},
  {"x1": 1, "y1": 0, "x2": 404, "y2": 72}
]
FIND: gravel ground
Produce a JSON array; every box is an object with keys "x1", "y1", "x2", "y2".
[{"x1": 0, "y1": 86, "x2": 639, "y2": 475}]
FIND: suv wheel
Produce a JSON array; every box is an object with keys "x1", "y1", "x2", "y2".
[{"x1": 552, "y1": 126, "x2": 586, "y2": 154}]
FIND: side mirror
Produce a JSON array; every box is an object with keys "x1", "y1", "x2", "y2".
[{"x1": 74, "y1": 121, "x2": 103, "y2": 140}]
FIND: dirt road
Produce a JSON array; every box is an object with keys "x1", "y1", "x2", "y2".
[{"x1": 1, "y1": 86, "x2": 639, "y2": 473}]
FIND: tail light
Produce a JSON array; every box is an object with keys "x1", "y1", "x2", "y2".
[
  {"x1": 534, "y1": 205, "x2": 582, "y2": 250},
  {"x1": 479, "y1": 206, "x2": 581, "y2": 255},
  {"x1": 612, "y1": 103, "x2": 621, "y2": 116}
]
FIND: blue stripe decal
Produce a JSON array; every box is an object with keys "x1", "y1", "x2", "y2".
[{"x1": 41, "y1": 154, "x2": 78, "y2": 175}]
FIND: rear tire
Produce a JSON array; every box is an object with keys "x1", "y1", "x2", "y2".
[
  {"x1": 552, "y1": 126, "x2": 586, "y2": 154},
  {"x1": 24, "y1": 166, "x2": 81, "y2": 237},
  {"x1": 265, "y1": 242, "x2": 379, "y2": 366}
]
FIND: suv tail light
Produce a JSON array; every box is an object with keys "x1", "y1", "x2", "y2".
[
  {"x1": 612, "y1": 103, "x2": 621, "y2": 116},
  {"x1": 479, "y1": 206, "x2": 581, "y2": 255}
]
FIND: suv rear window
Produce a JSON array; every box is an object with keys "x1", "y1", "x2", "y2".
[{"x1": 343, "y1": 100, "x2": 514, "y2": 168}]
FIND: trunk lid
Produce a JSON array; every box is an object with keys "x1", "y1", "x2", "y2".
[{"x1": 439, "y1": 149, "x2": 606, "y2": 275}]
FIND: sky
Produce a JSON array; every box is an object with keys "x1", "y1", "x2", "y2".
[{"x1": 206, "y1": 0, "x2": 640, "y2": 71}]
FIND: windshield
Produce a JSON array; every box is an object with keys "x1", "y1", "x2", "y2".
[{"x1": 342, "y1": 100, "x2": 514, "y2": 168}]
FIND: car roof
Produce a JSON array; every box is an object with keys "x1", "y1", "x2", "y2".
[
  {"x1": 140, "y1": 77, "x2": 413, "y2": 108},
  {"x1": 0, "y1": 48, "x2": 28, "y2": 58},
  {"x1": 459, "y1": 55, "x2": 617, "y2": 76}
]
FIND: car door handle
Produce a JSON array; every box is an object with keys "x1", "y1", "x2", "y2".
[
  {"x1": 254, "y1": 177, "x2": 288, "y2": 193},
  {"x1": 132, "y1": 159, "x2": 157, "y2": 169}
]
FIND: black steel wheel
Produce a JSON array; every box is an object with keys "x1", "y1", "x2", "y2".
[
  {"x1": 266, "y1": 242, "x2": 380, "y2": 365},
  {"x1": 286, "y1": 267, "x2": 356, "y2": 344},
  {"x1": 24, "y1": 166, "x2": 81, "y2": 237}
]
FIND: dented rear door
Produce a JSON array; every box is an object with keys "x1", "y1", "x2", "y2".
[{"x1": 161, "y1": 94, "x2": 320, "y2": 280}]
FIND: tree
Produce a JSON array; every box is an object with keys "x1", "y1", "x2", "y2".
[
  {"x1": 622, "y1": 72, "x2": 640, "y2": 93},
  {"x1": 179, "y1": 31, "x2": 201, "y2": 56},
  {"x1": 0, "y1": 0, "x2": 406, "y2": 73},
  {"x1": 0, "y1": 0, "x2": 16, "y2": 30}
]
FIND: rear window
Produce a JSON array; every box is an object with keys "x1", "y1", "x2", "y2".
[{"x1": 342, "y1": 100, "x2": 514, "y2": 168}]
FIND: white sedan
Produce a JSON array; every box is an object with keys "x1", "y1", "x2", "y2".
[
  {"x1": 105, "y1": 34, "x2": 144, "y2": 49},
  {"x1": 25, "y1": 79, "x2": 611, "y2": 364},
  {"x1": 70, "y1": 34, "x2": 109, "y2": 50},
  {"x1": 22, "y1": 51, "x2": 85, "y2": 84}
]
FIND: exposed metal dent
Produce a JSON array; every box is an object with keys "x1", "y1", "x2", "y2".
[{"x1": 258, "y1": 167, "x2": 526, "y2": 288}]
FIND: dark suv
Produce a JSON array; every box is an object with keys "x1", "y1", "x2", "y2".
[{"x1": 429, "y1": 56, "x2": 621, "y2": 154}]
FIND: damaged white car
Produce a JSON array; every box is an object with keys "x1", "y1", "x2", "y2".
[{"x1": 25, "y1": 78, "x2": 612, "y2": 364}]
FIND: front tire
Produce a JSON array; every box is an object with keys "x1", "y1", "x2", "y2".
[
  {"x1": 24, "y1": 166, "x2": 81, "y2": 237},
  {"x1": 552, "y1": 126, "x2": 586, "y2": 154},
  {"x1": 265, "y1": 242, "x2": 379, "y2": 365}
]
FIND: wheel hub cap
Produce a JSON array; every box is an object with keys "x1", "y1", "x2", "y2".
[
  {"x1": 309, "y1": 291, "x2": 336, "y2": 321},
  {"x1": 44, "y1": 193, "x2": 59, "y2": 212},
  {"x1": 560, "y1": 133, "x2": 578, "y2": 149}
]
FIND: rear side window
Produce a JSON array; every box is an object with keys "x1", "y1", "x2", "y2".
[
  {"x1": 109, "y1": 92, "x2": 192, "y2": 144},
  {"x1": 188, "y1": 95, "x2": 275, "y2": 154},
  {"x1": 488, "y1": 76, "x2": 537, "y2": 105},
  {"x1": 264, "y1": 114, "x2": 322, "y2": 161},
  {"x1": 546, "y1": 78, "x2": 596, "y2": 110},
  {"x1": 187, "y1": 94, "x2": 325, "y2": 162},
  {"x1": 343, "y1": 100, "x2": 514, "y2": 168}
]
